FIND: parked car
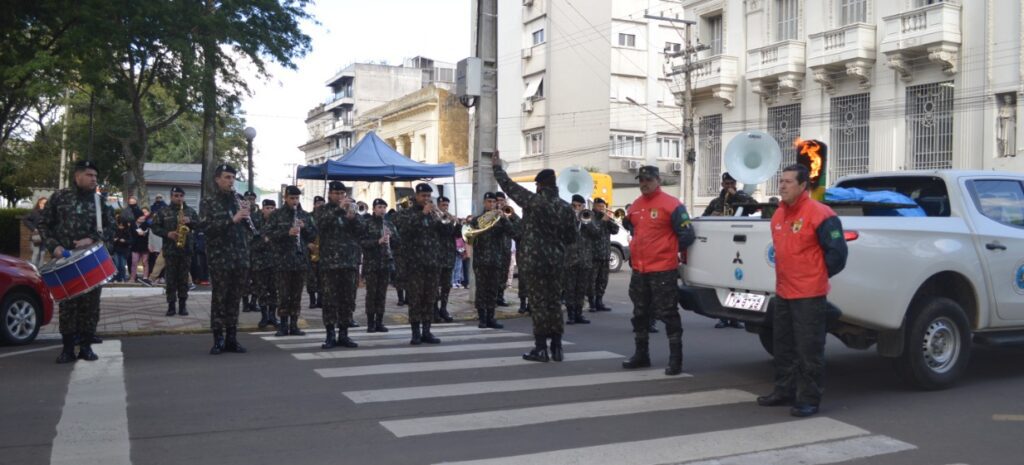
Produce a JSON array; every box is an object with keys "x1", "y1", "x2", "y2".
[
  {"x1": 609, "y1": 225, "x2": 631, "y2": 272},
  {"x1": 680, "y1": 170, "x2": 1024, "y2": 389},
  {"x1": 0, "y1": 253, "x2": 54, "y2": 345}
]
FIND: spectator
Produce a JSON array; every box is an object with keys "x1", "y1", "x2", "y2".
[
  {"x1": 123, "y1": 196, "x2": 144, "y2": 223},
  {"x1": 146, "y1": 220, "x2": 164, "y2": 285},
  {"x1": 22, "y1": 197, "x2": 47, "y2": 266},
  {"x1": 191, "y1": 231, "x2": 209, "y2": 284},
  {"x1": 452, "y1": 235, "x2": 466, "y2": 288},
  {"x1": 111, "y1": 214, "x2": 132, "y2": 282},
  {"x1": 150, "y1": 194, "x2": 168, "y2": 215},
  {"x1": 130, "y1": 209, "x2": 151, "y2": 283}
]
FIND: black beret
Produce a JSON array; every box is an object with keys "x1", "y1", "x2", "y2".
[
  {"x1": 214, "y1": 164, "x2": 237, "y2": 176},
  {"x1": 373, "y1": 198, "x2": 387, "y2": 207},
  {"x1": 534, "y1": 169, "x2": 555, "y2": 183},
  {"x1": 571, "y1": 194, "x2": 586, "y2": 204},
  {"x1": 494, "y1": 192, "x2": 506, "y2": 199},
  {"x1": 483, "y1": 192, "x2": 497, "y2": 200},
  {"x1": 593, "y1": 197, "x2": 606, "y2": 205},
  {"x1": 285, "y1": 185, "x2": 301, "y2": 196},
  {"x1": 262, "y1": 199, "x2": 276, "y2": 207},
  {"x1": 313, "y1": 196, "x2": 325, "y2": 203},
  {"x1": 415, "y1": 183, "x2": 433, "y2": 193},
  {"x1": 73, "y1": 159, "x2": 99, "y2": 174},
  {"x1": 438, "y1": 196, "x2": 450, "y2": 203},
  {"x1": 328, "y1": 181, "x2": 346, "y2": 191},
  {"x1": 244, "y1": 191, "x2": 256, "y2": 198},
  {"x1": 170, "y1": 186, "x2": 185, "y2": 195},
  {"x1": 722, "y1": 172, "x2": 736, "y2": 182},
  {"x1": 635, "y1": 165, "x2": 660, "y2": 179}
]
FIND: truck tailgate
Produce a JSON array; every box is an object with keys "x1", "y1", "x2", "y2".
[{"x1": 684, "y1": 217, "x2": 776, "y2": 294}]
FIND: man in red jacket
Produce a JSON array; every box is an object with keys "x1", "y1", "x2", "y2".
[
  {"x1": 620, "y1": 166, "x2": 695, "y2": 376},
  {"x1": 757, "y1": 164, "x2": 848, "y2": 417}
]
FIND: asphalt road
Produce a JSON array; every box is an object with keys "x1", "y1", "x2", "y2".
[{"x1": 3, "y1": 271, "x2": 1024, "y2": 465}]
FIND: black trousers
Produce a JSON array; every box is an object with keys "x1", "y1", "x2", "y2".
[
  {"x1": 772, "y1": 296, "x2": 827, "y2": 406},
  {"x1": 628, "y1": 269, "x2": 682, "y2": 342}
]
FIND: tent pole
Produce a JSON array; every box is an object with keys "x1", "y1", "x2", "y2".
[{"x1": 452, "y1": 174, "x2": 458, "y2": 219}]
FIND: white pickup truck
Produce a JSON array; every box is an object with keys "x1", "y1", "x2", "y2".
[{"x1": 680, "y1": 170, "x2": 1024, "y2": 389}]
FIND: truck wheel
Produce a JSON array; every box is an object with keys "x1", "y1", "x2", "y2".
[
  {"x1": 895, "y1": 297, "x2": 971, "y2": 390},
  {"x1": 608, "y1": 248, "x2": 623, "y2": 273},
  {"x1": 758, "y1": 326, "x2": 774, "y2": 356}
]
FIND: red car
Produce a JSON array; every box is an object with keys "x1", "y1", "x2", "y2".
[{"x1": 0, "y1": 253, "x2": 54, "y2": 345}]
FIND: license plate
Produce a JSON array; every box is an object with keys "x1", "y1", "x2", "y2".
[{"x1": 724, "y1": 292, "x2": 766, "y2": 312}]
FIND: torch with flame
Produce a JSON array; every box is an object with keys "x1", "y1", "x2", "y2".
[{"x1": 793, "y1": 138, "x2": 828, "y2": 201}]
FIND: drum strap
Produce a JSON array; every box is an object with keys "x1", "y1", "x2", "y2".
[{"x1": 94, "y1": 193, "x2": 103, "y2": 234}]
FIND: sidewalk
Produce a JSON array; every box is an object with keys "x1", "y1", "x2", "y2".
[{"x1": 38, "y1": 283, "x2": 526, "y2": 338}]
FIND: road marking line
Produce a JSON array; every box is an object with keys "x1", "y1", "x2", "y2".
[
  {"x1": 294, "y1": 340, "x2": 573, "y2": 361},
  {"x1": 249, "y1": 322, "x2": 468, "y2": 335},
  {"x1": 50, "y1": 340, "x2": 131, "y2": 465},
  {"x1": 993, "y1": 414, "x2": 1024, "y2": 422},
  {"x1": 261, "y1": 326, "x2": 493, "y2": 341},
  {"x1": 274, "y1": 332, "x2": 530, "y2": 350},
  {"x1": 316, "y1": 351, "x2": 622, "y2": 378},
  {"x1": 681, "y1": 434, "x2": 916, "y2": 465},
  {"x1": 345, "y1": 369, "x2": 678, "y2": 403},
  {"x1": 0, "y1": 344, "x2": 60, "y2": 358},
  {"x1": 383, "y1": 389, "x2": 752, "y2": 438},
  {"x1": 433, "y1": 417, "x2": 869, "y2": 465}
]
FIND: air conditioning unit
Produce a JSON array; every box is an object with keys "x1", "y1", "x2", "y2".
[
  {"x1": 523, "y1": 0, "x2": 533, "y2": 5},
  {"x1": 522, "y1": 100, "x2": 534, "y2": 113},
  {"x1": 670, "y1": 161, "x2": 683, "y2": 173},
  {"x1": 521, "y1": 47, "x2": 533, "y2": 59},
  {"x1": 621, "y1": 159, "x2": 643, "y2": 170}
]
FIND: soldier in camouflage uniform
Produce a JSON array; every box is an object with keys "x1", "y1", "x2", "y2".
[
  {"x1": 198, "y1": 164, "x2": 252, "y2": 355},
  {"x1": 433, "y1": 196, "x2": 458, "y2": 323},
  {"x1": 492, "y1": 152, "x2": 576, "y2": 362},
  {"x1": 588, "y1": 198, "x2": 619, "y2": 312},
  {"x1": 265, "y1": 185, "x2": 318, "y2": 337},
  {"x1": 564, "y1": 194, "x2": 599, "y2": 325},
  {"x1": 494, "y1": 192, "x2": 514, "y2": 307},
  {"x1": 314, "y1": 182, "x2": 363, "y2": 349},
  {"x1": 307, "y1": 195, "x2": 326, "y2": 310},
  {"x1": 252, "y1": 199, "x2": 280, "y2": 329},
  {"x1": 361, "y1": 198, "x2": 397, "y2": 333},
  {"x1": 393, "y1": 183, "x2": 445, "y2": 345},
  {"x1": 621, "y1": 166, "x2": 695, "y2": 376},
  {"x1": 240, "y1": 191, "x2": 259, "y2": 314},
  {"x1": 39, "y1": 160, "x2": 116, "y2": 363},
  {"x1": 150, "y1": 186, "x2": 199, "y2": 317},
  {"x1": 469, "y1": 192, "x2": 515, "y2": 329}
]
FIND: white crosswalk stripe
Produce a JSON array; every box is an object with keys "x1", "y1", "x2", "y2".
[
  {"x1": 248, "y1": 322, "x2": 468, "y2": 336},
  {"x1": 293, "y1": 340, "x2": 572, "y2": 361},
  {"x1": 273, "y1": 331, "x2": 530, "y2": 350},
  {"x1": 261, "y1": 326, "x2": 493, "y2": 342},
  {"x1": 315, "y1": 351, "x2": 622, "y2": 378},
  {"x1": 682, "y1": 435, "x2": 916, "y2": 465}
]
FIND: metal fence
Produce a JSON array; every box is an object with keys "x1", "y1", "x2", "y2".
[
  {"x1": 698, "y1": 114, "x2": 723, "y2": 197},
  {"x1": 766, "y1": 103, "x2": 801, "y2": 196},
  {"x1": 906, "y1": 81, "x2": 954, "y2": 170},
  {"x1": 830, "y1": 93, "x2": 871, "y2": 182}
]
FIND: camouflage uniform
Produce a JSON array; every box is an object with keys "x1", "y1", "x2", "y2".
[
  {"x1": 435, "y1": 214, "x2": 461, "y2": 321},
  {"x1": 564, "y1": 216, "x2": 600, "y2": 323},
  {"x1": 590, "y1": 212, "x2": 619, "y2": 310},
  {"x1": 199, "y1": 190, "x2": 251, "y2": 332},
  {"x1": 470, "y1": 211, "x2": 515, "y2": 327},
  {"x1": 701, "y1": 189, "x2": 758, "y2": 217},
  {"x1": 38, "y1": 187, "x2": 115, "y2": 339},
  {"x1": 393, "y1": 203, "x2": 444, "y2": 325},
  {"x1": 313, "y1": 203, "x2": 363, "y2": 327},
  {"x1": 150, "y1": 202, "x2": 199, "y2": 308},
  {"x1": 265, "y1": 204, "x2": 317, "y2": 319},
  {"x1": 496, "y1": 211, "x2": 517, "y2": 304},
  {"x1": 361, "y1": 215, "x2": 398, "y2": 327},
  {"x1": 250, "y1": 214, "x2": 278, "y2": 322},
  {"x1": 493, "y1": 165, "x2": 576, "y2": 339}
]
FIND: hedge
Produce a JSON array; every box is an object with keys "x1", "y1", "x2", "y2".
[{"x1": 0, "y1": 208, "x2": 29, "y2": 256}]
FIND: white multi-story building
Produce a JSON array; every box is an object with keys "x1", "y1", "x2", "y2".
[{"x1": 498, "y1": 0, "x2": 1023, "y2": 209}]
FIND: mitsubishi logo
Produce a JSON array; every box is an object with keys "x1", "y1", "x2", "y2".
[{"x1": 732, "y1": 251, "x2": 743, "y2": 265}]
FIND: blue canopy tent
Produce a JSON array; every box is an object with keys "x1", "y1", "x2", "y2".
[{"x1": 296, "y1": 131, "x2": 458, "y2": 210}]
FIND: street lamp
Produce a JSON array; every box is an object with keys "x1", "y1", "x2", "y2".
[{"x1": 244, "y1": 126, "x2": 257, "y2": 194}]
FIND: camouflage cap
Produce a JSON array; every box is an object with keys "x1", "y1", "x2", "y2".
[{"x1": 635, "y1": 165, "x2": 660, "y2": 180}]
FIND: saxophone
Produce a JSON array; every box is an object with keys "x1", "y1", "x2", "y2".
[
  {"x1": 175, "y1": 204, "x2": 190, "y2": 249},
  {"x1": 310, "y1": 236, "x2": 320, "y2": 263}
]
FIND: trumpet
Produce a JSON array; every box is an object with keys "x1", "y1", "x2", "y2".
[
  {"x1": 175, "y1": 204, "x2": 190, "y2": 249},
  {"x1": 613, "y1": 208, "x2": 627, "y2": 221},
  {"x1": 501, "y1": 206, "x2": 515, "y2": 216},
  {"x1": 356, "y1": 202, "x2": 369, "y2": 215},
  {"x1": 578, "y1": 209, "x2": 594, "y2": 224}
]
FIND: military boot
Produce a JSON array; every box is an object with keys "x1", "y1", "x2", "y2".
[
  {"x1": 308, "y1": 292, "x2": 318, "y2": 309},
  {"x1": 337, "y1": 326, "x2": 359, "y2": 348},
  {"x1": 410, "y1": 322, "x2": 422, "y2": 345},
  {"x1": 565, "y1": 307, "x2": 575, "y2": 325},
  {"x1": 178, "y1": 298, "x2": 189, "y2": 316},
  {"x1": 518, "y1": 299, "x2": 529, "y2": 314},
  {"x1": 225, "y1": 326, "x2": 247, "y2": 353},
  {"x1": 209, "y1": 329, "x2": 225, "y2": 355},
  {"x1": 257, "y1": 306, "x2": 270, "y2": 329},
  {"x1": 77, "y1": 333, "x2": 98, "y2": 361},
  {"x1": 55, "y1": 333, "x2": 77, "y2": 364},
  {"x1": 665, "y1": 340, "x2": 683, "y2": 376},
  {"x1": 275, "y1": 315, "x2": 289, "y2": 337},
  {"x1": 321, "y1": 324, "x2": 337, "y2": 349},
  {"x1": 486, "y1": 309, "x2": 504, "y2": 329},
  {"x1": 597, "y1": 297, "x2": 612, "y2": 312},
  {"x1": 432, "y1": 300, "x2": 443, "y2": 323},
  {"x1": 522, "y1": 336, "x2": 549, "y2": 362},
  {"x1": 166, "y1": 301, "x2": 176, "y2": 316},
  {"x1": 421, "y1": 322, "x2": 441, "y2": 344},
  {"x1": 496, "y1": 291, "x2": 509, "y2": 307},
  {"x1": 241, "y1": 296, "x2": 251, "y2": 312},
  {"x1": 376, "y1": 314, "x2": 389, "y2": 333},
  {"x1": 289, "y1": 316, "x2": 305, "y2": 336},
  {"x1": 587, "y1": 296, "x2": 597, "y2": 313},
  {"x1": 348, "y1": 317, "x2": 360, "y2": 328},
  {"x1": 573, "y1": 306, "x2": 591, "y2": 324},
  {"x1": 550, "y1": 334, "x2": 564, "y2": 362},
  {"x1": 267, "y1": 306, "x2": 280, "y2": 327},
  {"x1": 622, "y1": 339, "x2": 651, "y2": 369},
  {"x1": 366, "y1": 314, "x2": 378, "y2": 333},
  {"x1": 477, "y1": 308, "x2": 487, "y2": 329},
  {"x1": 396, "y1": 289, "x2": 406, "y2": 306},
  {"x1": 438, "y1": 295, "x2": 454, "y2": 322}
]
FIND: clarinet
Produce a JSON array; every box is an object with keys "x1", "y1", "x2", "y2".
[
  {"x1": 233, "y1": 190, "x2": 258, "y2": 234},
  {"x1": 293, "y1": 204, "x2": 303, "y2": 256}
]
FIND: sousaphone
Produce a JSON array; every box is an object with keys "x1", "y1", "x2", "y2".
[
  {"x1": 556, "y1": 166, "x2": 594, "y2": 204},
  {"x1": 723, "y1": 130, "x2": 782, "y2": 187}
]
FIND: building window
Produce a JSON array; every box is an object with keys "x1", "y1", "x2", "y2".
[
  {"x1": 830, "y1": 93, "x2": 870, "y2": 181},
  {"x1": 609, "y1": 133, "x2": 644, "y2": 157},
  {"x1": 523, "y1": 76, "x2": 544, "y2": 101},
  {"x1": 775, "y1": 0, "x2": 798, "y2": 41},
  {"x1": 906, "y1": 81, "x2": 953, "y2": 170},
  {"x1": 705, "y1": 15, "x2": 723, "y2": 55},
  {"x1": 618, "y1": 33, "x2": 636, "y2": 48},
  {"x1": 657, "y1": 136, "x2": 682, "y2": 160},
  {"x1": 532, "y1": 29, "x2": 545, "y2": 45},
  {"x1": 698, "y1": 115, "x2": 723, "y2": 196},
  {"x1": 525, "y1": 131, "x2": 544, "y2": 156},
  {"x1": 840, "y1": 0, "x2": 866, "y2": 25},
  {"x1": 664, "y1": 42, "x2": 681, "y2": 53},
  {"x1": 766, "y1": 103, "x2": 801, "y2": 196}
]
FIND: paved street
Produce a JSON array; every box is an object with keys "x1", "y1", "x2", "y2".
[{"x1": 3, "y1": 272, "x2": 1024, "y2": 465}]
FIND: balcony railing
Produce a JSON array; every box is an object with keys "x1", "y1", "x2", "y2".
[
  {"x1": 808, "y1": 23, "x2": 876, "y2": 91},
  {"x1": 691, "y1": 55, "x2": 738, "y2": 108},
  {"x1": 745, "y1": 40, "x2": 806, "y2": 100},
  {"x1": 880, "y1": 1, "x2": 961, "y2": 79}
]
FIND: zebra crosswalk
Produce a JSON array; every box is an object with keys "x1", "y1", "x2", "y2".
[{"x1": 252, "y1": 322, "x2": 917, "y2": 465}]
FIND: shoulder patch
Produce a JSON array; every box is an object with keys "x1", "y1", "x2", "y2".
[{"x1": 829, "y1": 229, "x2": 841, "y2": 240}]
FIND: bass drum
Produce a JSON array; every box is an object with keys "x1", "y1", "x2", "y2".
[{"x1": 38, "y1": 243, "x2": 116, "y2": 302}]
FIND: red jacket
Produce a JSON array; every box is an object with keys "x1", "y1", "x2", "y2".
[
  {"x1": 771, "y1": 191, "x2": 848, "y2": 299},
  {"x1": 626, "y1": 188, "x2": 695, "y2": 273}
]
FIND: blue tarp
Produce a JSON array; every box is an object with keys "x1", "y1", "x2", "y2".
[
  {"x1": 825, "y1": 187, "x2": 927, "y2": 217},
  {"x1": 296, "y1": 131, "x2": 455, "y2": 182}
]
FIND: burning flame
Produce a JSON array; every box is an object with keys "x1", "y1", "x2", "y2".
[{"x1": 794, "y1": 138, "x2": 823, "y2": 181}]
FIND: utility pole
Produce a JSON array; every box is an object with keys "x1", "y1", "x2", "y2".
[
  {"x1": 645, "y1": 13, "x2": 707, "y2": 208},
  {"x1": 471, "y1": 0, "x2": 498, "y2": 209}
]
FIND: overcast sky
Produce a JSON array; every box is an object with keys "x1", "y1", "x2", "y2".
[{"x1": 240, "y1": 0, "x2": 471, "y2": 191}]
